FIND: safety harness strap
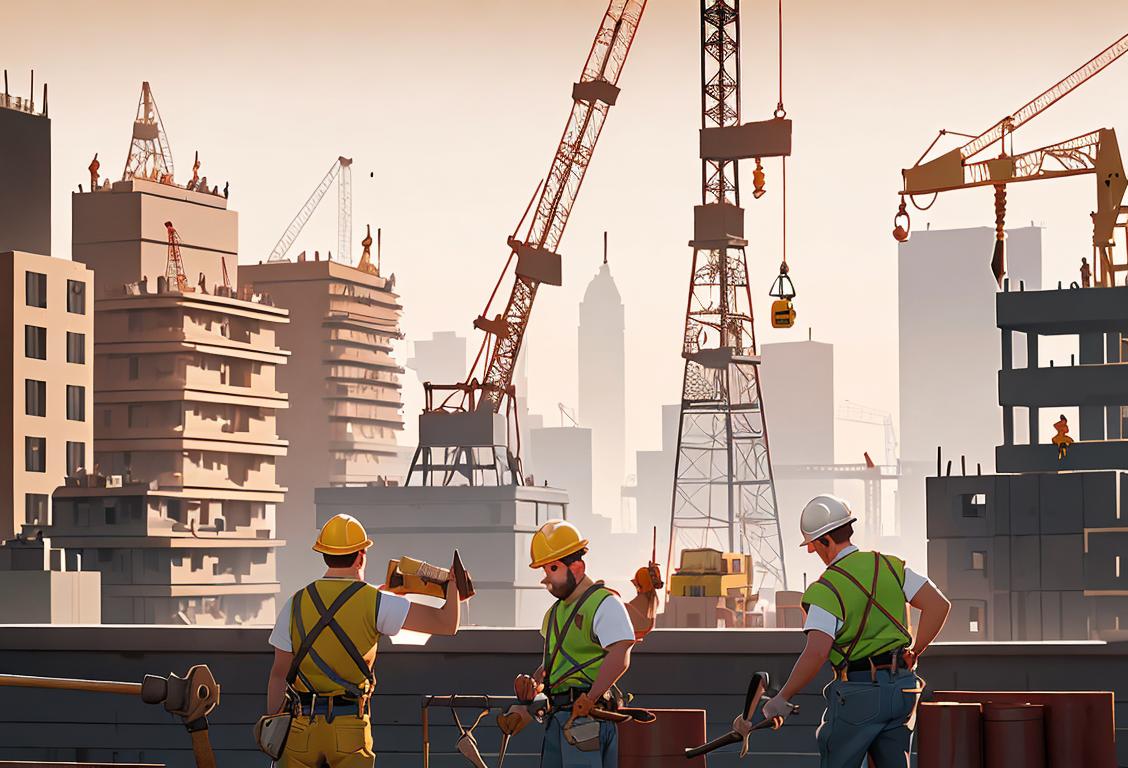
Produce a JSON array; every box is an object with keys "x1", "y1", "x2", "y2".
[
  {"x1": 544, "y1": 583, "x2": 608, "y2": 690},
  {"x1": 825, "y1": 552, "x2": 912, "y2": 662},
  {"x1": 287, "y1": 580, "x2": 369, "y2": 696},
  {"x1": 305, "y1": 583, "x2": 377, "y2": 691}
]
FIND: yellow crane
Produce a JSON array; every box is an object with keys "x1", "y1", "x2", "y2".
[{"x1": 895, "y1": 33, "x2": 1128, "y2": 287}]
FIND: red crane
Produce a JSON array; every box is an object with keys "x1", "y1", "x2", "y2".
[
  {"x1": 164, "y1": 221, "x2": 191, "y2": 293},
  {"x1": 408, "y1": 0, "x2": 647, "y2": 486}
]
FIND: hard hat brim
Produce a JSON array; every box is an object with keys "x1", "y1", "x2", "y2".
[
  {"x1": 529, "y1": 538, "x2": 589, "y2": 569},
  {"x1": 313, "y1": 538, "x2": 373, "y2": 556},
  {"x1": 800, "y1": 517, "x2": 857, "y2": 546}
]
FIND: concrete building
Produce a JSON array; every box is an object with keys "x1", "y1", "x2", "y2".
[
  {"x1": 0, "y1": 534, "x2": 100, "y2": 623},
  {"x1": 760, "y1": 339, "x2": 834, "y2": 579},
  {"x1": 0, "y1": 81, "x2": 50, "y2": 255},
  {"x1": 0, "y1": 251, "x2": 93, "y2": 541},
  {"x1": 407, "y1": 331, "x2": 467, "y2": 390},
  {"x1": 578, "y1": 253, "x2": 625, "y2": 525},
  {"x1": 316, "y1": 485, "x2": 569, "y2": 627},
  {"x1": 623, "y1": 403, "x2": 680, "y2": 541},
  {"x1": 899, "y1": 225, "x2": 1042, "y2": 566},
  {"x1": 242, "y1": 257, "x2": 405, "y2": 596},
  {"x1": 928, "y1": 282, "x2": 1128, "y2": 641},
  {"x1": 52, "y1": 177, "x2": 289, "y2": 625}
]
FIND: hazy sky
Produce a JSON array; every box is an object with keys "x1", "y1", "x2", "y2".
[{"x1": 6, "y1": 0, "x2": 1128, "y2": 471}]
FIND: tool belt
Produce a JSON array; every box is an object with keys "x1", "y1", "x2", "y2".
[
  {"x1": 836, "y1": 646, "x2": 908, "y2": 677},
  {"x1": 294, "y1": 691, "x2": 366, "y2": 719},
  {"x1": 549, "y1": 687, "x2": 619, "y2": 711}
]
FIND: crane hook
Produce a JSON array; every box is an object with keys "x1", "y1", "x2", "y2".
[
  {"x1": 753, "y1": 157, "x2": 767, "y2": 199},
  {"x1": 892, "y1": 196, "x2": 911, "y2": 242},
  {"x1": 769, "y1": 261, "x2": 797, "y2": 329}
]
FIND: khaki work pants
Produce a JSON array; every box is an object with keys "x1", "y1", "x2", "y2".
[{"x1": 278, "y1": 713, "x2": 375, "y2": 768}]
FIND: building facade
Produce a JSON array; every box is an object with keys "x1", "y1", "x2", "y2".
[
  {"x1": 58, "y1": 175, "x2": 288, "y2": 625},
  {"x1": 241, "y1": 258, "x2": 405, "y2": 596},
  {"x1": 928, "y1": 282, "x2": 1128, "y2": 641},
  {"x1": 0, "y1": 83, "x2": 50, "y2": 256},
  {"x1": 0, "y1": 251, "x2": 93, "y2": 541},
  {"x1": 578, "y1": 255, "x2": 625, "y2": 524}
]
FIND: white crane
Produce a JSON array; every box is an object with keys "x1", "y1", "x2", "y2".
[
  {"x1": 268, "y1": 156, "x2": 353, "y2": 264},
  {"x1": 837, "y1": 401, "x2": 899, "y2": 467}
]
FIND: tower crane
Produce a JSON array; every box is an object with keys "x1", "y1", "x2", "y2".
[
  {"x1": 268, "y1": 156, "x2": 353, "y2": 264},
  {"x1": 838, "y1": 401, "x2": 898, "y2": 467},
  {"x1": 407, "y1": 0, "x2": 647, "y2": 487},
  {"x1": 123, "y1": 82, "x2": 175, "y2": 183},
  {"x1": 894, "y1": 32, "x2": 1128, "y2": 287},
  {"x1": 164, "y1": 221, "x2": 191, "y2": 293}
]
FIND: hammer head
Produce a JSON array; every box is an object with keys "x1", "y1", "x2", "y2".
[{"x1": 141, "y1": 665, "x2": 220, "y2": 723}]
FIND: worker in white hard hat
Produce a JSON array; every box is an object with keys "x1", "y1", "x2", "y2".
[
  {"x1": 761, "y1": 495, "x2": 951, "y2": 768},
  {"x1": 263, "y1": 514, "x2": 461, "y2": 767}
]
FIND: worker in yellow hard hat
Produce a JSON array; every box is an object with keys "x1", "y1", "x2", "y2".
[
  {"x1": 514, "y1": 519, "x2": 649, "y2": 768},
  {"x1": 264, "y1": 514, "x2": 462, "y2": 767}
]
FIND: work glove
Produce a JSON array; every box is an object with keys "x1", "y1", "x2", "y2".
[
  {"x1": 514, "y1": 674, "x2": 542, "y2": 703},
  {"x1": 571, "y1": 692, "x2": 596, "y2": 718},
  {"x1": 761, "y1": 694, "x2": 793, "y2": 725}
]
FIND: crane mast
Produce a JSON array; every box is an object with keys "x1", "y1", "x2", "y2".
[
  {"x1": 408, "y1": 0, "x2": 647, "y2": 487},
  {"x1": 268, "y1": 156, "x2": 353, "y2": 264}
]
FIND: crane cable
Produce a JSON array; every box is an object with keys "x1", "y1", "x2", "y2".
[{"x1": 778, "y1": 0, "x2": 787, "y2": 269}]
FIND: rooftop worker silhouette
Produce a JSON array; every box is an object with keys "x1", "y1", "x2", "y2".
[
  {"x1": 1080, "y1": 257, "x2": 1092, "y2": 288},
  {"x1": 1053, "y1": 414, "x2": 1073, "y2": 460},
  {"x1": 514, "y1": 520, "x2": 647, "y2": 768},
  {"x1": 761, "y1": 495, "x2": 951, "y2": 768},
  {"x1": 266, "y1": 513, "x2": 461, "y2": 767}
]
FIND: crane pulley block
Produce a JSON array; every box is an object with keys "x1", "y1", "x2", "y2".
[
  {"x1": 690, "y1": 202, "x2": 747, "y2": 249},
  {"x1": 572, "y1": 79, "x2": 621, "y2": 107},
  {"x1": 508, "y1": 237, "x2": 563, "y2": 286},
  {"x1": 700, "y1": 117, "x2": 792, "y2": 162}
]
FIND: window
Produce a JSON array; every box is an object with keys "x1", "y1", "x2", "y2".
[
  {"x1": 25, "y1": 379, "x2": 45, "y2": 417},
  {"x1": 66, "y1": 441, "x2": 85, "y2": 475},
  {"x1": 961, "y1": 493, "x2": 987, "y2": 518},
  {"x1": 66, "y1": 385, "x2": 85, "y2": 421},
  {"x1": 129, "y1": 356, "x2": 140, "y2": 380},
  {"x1": 687, "y1": 585, "x2": 706, "y2": 597},
  {"x1": 969, "y1": 606, "x2": 983, "y2": 634},
  {"x1": 730, "y1": 558, "x2": 742, "y2": 574},
  {"x1": 971, "y1": 551, "x2": 986, "y2": 571},
  {"x1": 25, "y1": 436, "x2": 45, "y2": 472},
  {"x1": 67, "y1": 279, "x2": 86, "y2": 314},
  {"x1": 67, "y1": 332, "x2": 85, "y2": 364},
  {"x1": 1117, "y1": 555, "x2": 1122, "y2": 579},
  {"x1": 24, "y1": 494, "x2": 47, "y2": 525},
  {"x1": 102, "y1": 409, "x2": 112, "y2": 428},
  {"x1": 25, "y1": 271, "x2": 46, "y2": 308},
  {"x1": 24, "y1": 325, "x2": 46, "y2": 359}
]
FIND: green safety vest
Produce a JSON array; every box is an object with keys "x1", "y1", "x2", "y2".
[
  {"x1": 801, "y1": 550, "x2": 913, "y2": 667},
  {"x1": 542, "y1": 582, "x2": 615, "y2": 695}
]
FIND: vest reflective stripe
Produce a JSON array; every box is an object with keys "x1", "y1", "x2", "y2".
[
  {"x1": 289, "y1": 579, "x2": 382, "y2": 696},
  {"x1": 543, "y1": 584, "x2": 614, "y2": 695},
  {"x1": 801, "y1": 551, "x2": 911, "y2": 667}
]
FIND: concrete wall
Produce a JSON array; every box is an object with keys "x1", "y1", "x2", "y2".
[
  {"x1": 0, "y1": 106, "x2": 50, "y2": 256},
  {"x1": 0, "y1": 570, "x2": 101, "y2": 623},
  {"x1": 1, "y1": 626, "x2": 1126, "y2": 767}
]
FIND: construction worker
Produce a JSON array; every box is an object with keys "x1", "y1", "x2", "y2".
[
  {"x1": 1053, "y1": 414, "x2": 1073, "y2": 460},
  {"x1": 1081, "y1": 257, "x2": 1092, "y2": 288},
  {"x1": 762, "y1": 495, "x2": 951, "y2": 768},
  {"x1": 514, "y1": 520, "x2": 641, "y2": 768},
  {"x1": 266, "y1": 513, "x2": 461, "y2": 767}
]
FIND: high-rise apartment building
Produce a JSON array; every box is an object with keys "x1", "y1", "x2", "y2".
[{"x1": 0, "y1": 81, "x2": 50, "y2": 255}]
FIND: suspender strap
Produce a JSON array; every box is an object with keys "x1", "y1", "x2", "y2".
[
  {"x1": 544, "y1": 583, "x2": 606, "y2": 690},
  {"x1": 826, "y1": 553, "x2": 912, "y2": 663},
  {"x1": 286, "y1": 581, "x2": 368, "y2": 695},
  {"x1": 305, "y1": 582, "x2": 377, "y2": 687},
  {"x1": 811, "y1": 576, "x2": 850, "y2": 662}
]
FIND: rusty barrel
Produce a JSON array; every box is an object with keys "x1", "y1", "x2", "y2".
[
  {"x1": 619, "y1": 708, "x2": 706, "y2": 768},
  {"x1": 918, "y1": 702, "x2": 983, "y2": 768},
  {"x1": 983, "y1": 703, "x2": 1045, "y2": 768},
  {"x1": 933, "y1": 691, "x2": 1115, "y2": 767}
]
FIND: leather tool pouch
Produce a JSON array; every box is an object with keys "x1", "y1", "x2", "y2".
[
  {"x1": 254, "y1": 710, "x2": 292, "y2": 760},
  {"x1": 563, "y1": 718, "x2": 602, "y2": 752}
]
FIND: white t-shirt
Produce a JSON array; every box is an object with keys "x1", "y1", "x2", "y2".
[
  {"x1": 540, "y1": 590, "x2": 635, "y2": 649},
  {"x1": 268, "y1": 583, "x2": 411, "y2": 653},
  {"x1": 802, "y1": 545, "x2": 930, "y2": 638}
]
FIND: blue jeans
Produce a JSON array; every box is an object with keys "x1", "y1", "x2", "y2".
[
  {"x1": 816, "y1": 668, "x2": 922, "y2": 768},
  {"x1": 541, "y1": 710, "x2": 618, "y2": 768}
]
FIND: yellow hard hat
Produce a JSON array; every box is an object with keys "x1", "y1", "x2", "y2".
[
  {"x1": 529, "y1": 519, "x2": 588, "y2": 569},
  {"x1": 313, "y1": 514, "x2": 373, "y2": 556}
]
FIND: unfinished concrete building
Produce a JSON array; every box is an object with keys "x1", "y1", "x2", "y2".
[
  {"x1": 0, "y1": 77, "x2": 50, "y2": 256},
  {"x1": 241, "y1": 257, "x2": 405, "y2": 596},
  {"x1": 50, "y1": 173, "x2": 289, "y2": 625},
  {"x1": 0, "y1": 251, "x2": 94, "y2": 541},
  {"x1": 928, "y1": 281, "x2": 1128, "y2": 641}
]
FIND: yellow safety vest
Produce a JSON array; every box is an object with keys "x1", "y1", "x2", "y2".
[{"x1": 288, "y1": 579, "x2": 382, "y2": 697}]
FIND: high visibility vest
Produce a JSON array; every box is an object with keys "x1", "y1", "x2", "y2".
[
  {"x1": 288, "y1": 579, "x2": 382, "y2": 697},
  {"x1": 542, "y1": 583, "x2": 616, "y2": 695},
  {"x1": 801, "y1": 551, "x2": 912, "y2": 667}
]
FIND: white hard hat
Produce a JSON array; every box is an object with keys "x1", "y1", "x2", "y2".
[{"x1": 800, "y1": 494, "x2": 856, "y2": 546}]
